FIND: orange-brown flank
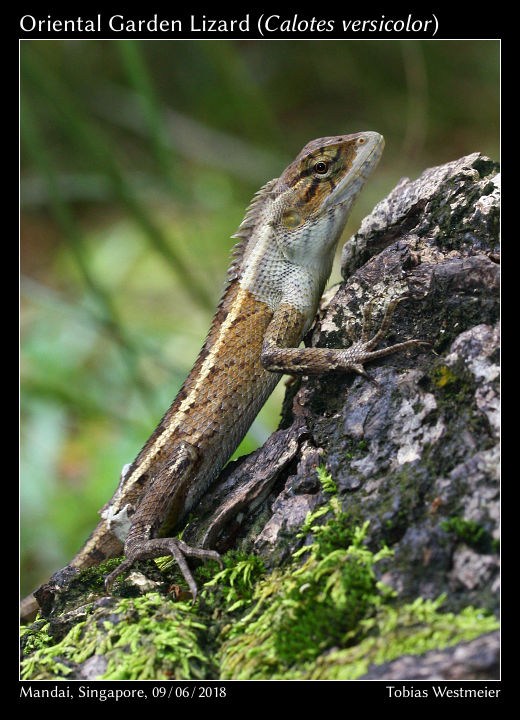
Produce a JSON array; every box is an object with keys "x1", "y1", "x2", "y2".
[{"x1": 133, "y1": 282, "x2": 278, "y2": 468}]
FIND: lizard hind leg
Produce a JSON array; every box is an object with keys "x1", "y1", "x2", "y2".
[
  {"x1": 104, "y1": 537, "x2": 222, "y2": 602},
  {"x1": 104, "y1": 441, "x2": 223, "y2": 602}
]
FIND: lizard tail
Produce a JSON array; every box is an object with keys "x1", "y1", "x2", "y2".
[
  {"x1": 20, "y1": 518, "x2": 124, "y2": 624},
  {"x1": 69, "y1": 516, "x2": 124, "y2": 569},
  {"x1": 20, "y1": 594, "x2": 39, "y2": 624}
]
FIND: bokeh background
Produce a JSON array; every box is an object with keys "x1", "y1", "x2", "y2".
[{"x1": 20, "y1": 39, "x2": 499, "y2": 595}]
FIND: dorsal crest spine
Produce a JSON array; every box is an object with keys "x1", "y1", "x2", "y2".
[{"x1": 227, "y1": 177, "x2": 278, "y2": 281}]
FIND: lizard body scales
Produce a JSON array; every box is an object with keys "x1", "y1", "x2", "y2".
[{"x1": 21, "y1": 131, "x2": 427, "y2": 620}]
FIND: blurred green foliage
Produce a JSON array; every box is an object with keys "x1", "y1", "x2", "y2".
[{"x1": 20, "y1": 39, "x2": 499, "y2": 594}]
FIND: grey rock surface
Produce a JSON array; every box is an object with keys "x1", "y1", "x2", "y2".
[
  {"x1": 27, "y1": 153, "x2": 500, "y2": 681},
  {"x1": 361, "y1": 630, "x2": 499, "y2": 680},
  {"x1": 193, "y1": 151, "x2": 500, "y2": 618}
]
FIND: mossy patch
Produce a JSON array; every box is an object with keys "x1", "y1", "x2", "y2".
[
  {"x1": 441, "y1": 516, "x2": 499, "y2": 554},
  {"x1": 21, "y1": 594, "x2": 215, "y2": 680},
  {"x1": 21, "y1": 468, "x2": 498, "y2": 680},
  {"x1": 294, "y1": 600, "x2": 498, "y2": 680}
]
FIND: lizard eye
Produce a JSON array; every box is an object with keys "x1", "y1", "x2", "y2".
[{"x1": 313, "y1": 161, "x2": 329, "y2": 175}]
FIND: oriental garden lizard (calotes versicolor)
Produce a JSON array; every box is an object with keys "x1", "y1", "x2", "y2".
[{"x1": 21, "y1": 131, "x2": 429, "y2": 622}]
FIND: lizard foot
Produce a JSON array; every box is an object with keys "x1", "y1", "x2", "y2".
[
  {"x1": 339, "y1": 296, "x2": 431, "y2": 379},
  {"x1": 104, "y1": 538, "x2": 223, "y2": 603}
]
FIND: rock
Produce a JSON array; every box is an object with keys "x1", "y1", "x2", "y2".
[
  {"x1": 193, "y1": 153, "x2": 500, "y2": 623},
  {"x1": 22, "y1": 153, "x2": 500, "y2": 681},
  {"x1": 361, "y1": 630, "x2": 499, "y2": 680}
]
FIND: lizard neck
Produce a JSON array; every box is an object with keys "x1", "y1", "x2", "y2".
[{"x1": 239, "y1": 218, "x2": 335, "y2": 321}]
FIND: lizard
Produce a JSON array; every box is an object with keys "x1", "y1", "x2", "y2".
[{"x1": 21, "y1": 130, "x2": 428, "y2": 622}]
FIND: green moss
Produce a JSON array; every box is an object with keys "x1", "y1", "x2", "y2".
[
  {"x1": 297, "y1": 600, "x2": 498, "y2": 680},
  {"x1": 316, "y1": 464, "x2": 337, "y2": 494},
  {"x1": 441, "y1": 516, "x2": 499, "y2": 554},
  {"x1": 20, "y1": 621, "x2": 54, "y2": 656},
  {"x1": 202, "y1": 551, "x2": 265, "y2": 613},
  {"x1": 21, "y1": 593, "x2": 215, "y2": 680},
  {"x1": 215, "y1": 473, "x2": 497, "y2": 679},
  {"x1": 216, "y1": 514, "x2": 497, "y2": 679},
  {"x1": 77, "y1": 558, "x2": 123, "y2": 588},
  {"x1": 272, "y1": 525, "x2": 393, "y2": 666},
  {"x1": 21, "y1": 468, "x2": 498, "y2": 680}
]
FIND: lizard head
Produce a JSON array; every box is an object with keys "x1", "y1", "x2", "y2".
[
  {"x1": 277, "y1": 131, "x2": 384, "y2": 224},
  {"x1": 233, "y1": 131, "x2": 384, "y2": 311},
  {"x1": 272, "y1": 131, "x2": 384, "y2": 266}
]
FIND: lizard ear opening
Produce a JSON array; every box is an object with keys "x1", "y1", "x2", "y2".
[{"x1": 282, "y1": 209, "x2": 303, "y2": 228}]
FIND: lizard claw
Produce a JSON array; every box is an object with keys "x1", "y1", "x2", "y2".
[
  {"x1": 104, "y1": 538, "x2": 223, "y2": 602},
  {"x1": 338, "y1": 297, "x2": 430, "y2": 372}
]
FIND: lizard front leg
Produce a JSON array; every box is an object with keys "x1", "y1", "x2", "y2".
[
  {"x1": 104, "y1": 441, "x2": 222, "y2": 601},
  {"x1": 261, "y1": 296, "x2": 430, "y2": 377}
]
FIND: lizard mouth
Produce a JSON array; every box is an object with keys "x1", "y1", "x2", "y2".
[{"x1": 325, "y1": 131, "x2": 385, "y2": 209}]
